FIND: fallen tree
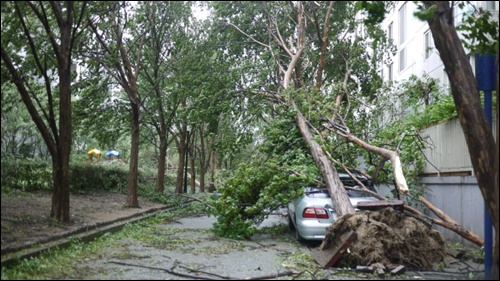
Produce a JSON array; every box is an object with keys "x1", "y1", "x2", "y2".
[{"x1": 223, "y1": 1, "x2": 485, "y2": 267}]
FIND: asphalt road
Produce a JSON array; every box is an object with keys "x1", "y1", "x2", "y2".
[{"x1": 2, "y1": 208, "x2": 485, "y2": 280}]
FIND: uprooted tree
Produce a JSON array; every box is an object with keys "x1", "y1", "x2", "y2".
[
  {"x1": 210, "y1": 1, "x2": 496, "y2": 270},
  {"x1": 221, "y1": 1, "x2": 408, "y2": 216}
]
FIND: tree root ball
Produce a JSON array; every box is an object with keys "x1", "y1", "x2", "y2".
[{"x1": 320, "y1": 207, "x2": 446, "y2": 270}]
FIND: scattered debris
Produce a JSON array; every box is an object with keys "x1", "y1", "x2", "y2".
[
  {"x1": 310, "y1": 230, "x2": 357, "y2": 268},
  {"x1": 390, "y1": 265, "x2": 406, "y2": 275}
]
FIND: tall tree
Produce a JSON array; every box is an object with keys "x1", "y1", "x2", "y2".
[
  {"x1": 211, "y1": 1, "x2": 408, "y2": 217},
  {"x1": 136, "y1": 1, "x2": 192, "y2": 194},
  {"x1": 1, "y1": 1, "x2": 87, "y2": 222},
  {"x1": 420, "y1": 1, "x2": 499, "y2": 278},
  {"x1": 85, "y1": 1, "x2": 145, "y2": 207}
]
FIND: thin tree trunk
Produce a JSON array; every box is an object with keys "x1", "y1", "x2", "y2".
[
  {"x1": 199, "y1": 126, "x2": 206, "y2": 192},
  {"x1": 156, "y1": 135, "x2": 167, "y2": 193},
  {"x1": 189, "y1": 130, "x2": 196, "y2": 194},
  {"x1": 296, "y1": 108, "x2": 354, "y2": 217},
  {"x1": 175, "y1": 131, "x2": 187, "y2": 194},
  {"x1": 126, "y1": 100, "x2": 140, "y2": 207},
  {"x1": 418, "y1": 196, "x2": 484, "y2": 246}
]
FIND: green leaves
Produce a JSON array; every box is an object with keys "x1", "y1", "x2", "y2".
[
  {"x1": 457, "y1": 7, "x2": 499, "y2": 55},
  {"x1": 357, "y1": 1, "x2": 389, "y2": 25},
  {"x1": 208, "y1": 160, "x2": 310, "y2": 239},
  {"x1": 413, "y1": 3, "x2": 438, "y2": 21}
]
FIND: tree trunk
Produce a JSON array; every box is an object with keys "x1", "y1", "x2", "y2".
[
  {"x1": 126, "y1": 99, "x2": 140, "y2": 207},
  {"x1": 52, "y1": 14, "x2": 73, "y2": 222},
  {"x1": 199, "y1": 126, "x2": 206, "y2": 192},
  {"x1": 50, "y1": 157, "x2": 70, "y2": 222},
  {"x1": 418, "y1": 196, "x2": 484, "y2": 246},
  {"x1": 156, "y1": 134, "x2": 167, "y2": 194},
  {"x1": 1, "y1": 1, "x2": 79, "y2": 223},
  {"x1": 188, "y1": 129, "x2": 196, "y2": 194},
  {"x1": 423, "y1": 2, "x2": 498, "y2": 277},
  {"x1": 190, "y1": 152, "x2": 196, "y2": 194},
  {"x1": 296, "y1": 108, "x2": 354, "y2": 217},
  {"x1": 209, "y1": 149, "x2": 217, "y2": 192},
  {"x1": 175, "y1": 128, "x2": 188, "y2": 193}
]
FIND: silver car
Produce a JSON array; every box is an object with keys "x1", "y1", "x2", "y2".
[{"x1": 287, "y1": 172, "x2": 378, "y2": 242}]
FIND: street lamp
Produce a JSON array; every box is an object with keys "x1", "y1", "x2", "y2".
[{"x1": 183, "y1": 125, "x2": 191, "y2": 193}]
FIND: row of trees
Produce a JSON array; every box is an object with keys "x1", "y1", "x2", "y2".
[
  {"x1": 1, "y1": 1, "x2": 251, "y2": 217},
  {"x1": 1, "y1": 1, "x2": 498, "y2": 277}
]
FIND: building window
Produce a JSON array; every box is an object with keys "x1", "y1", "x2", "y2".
[
  {"x1": 486, "y1": 1, "x2": 496, "y2": 10},
  {"x1": 424, "y1": 30, "x2": 433, "y2": 59},
  {"x1": 388, "y1": 22, "x2": 393, "y2": 40},
  {"x1": 399, "y1": 48, "x2": 406, "y2": 72},
  {"x1": 398, "y1": 4, "x2": 406, "y2": 45},
  {"x1": 388, "y1": 63, "x2": 393, "y2": 81}
]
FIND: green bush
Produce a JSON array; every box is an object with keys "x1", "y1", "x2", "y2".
[
  {"x1": 0, "y1": 159, "x2": 52, "y2": 192},
  {"x1": 1, "y1": 159, "x2": 179, "y2": 206},
  {"x1": 0, "y1": 159, "x2": 131, "y2": 193},
  {"x1": 70, "y1": 163, "x2": 129, "y2": 193}
]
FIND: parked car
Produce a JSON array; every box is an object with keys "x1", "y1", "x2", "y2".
[{"x1": 287, "y1": 172, "x2": 379, "y2": 242}]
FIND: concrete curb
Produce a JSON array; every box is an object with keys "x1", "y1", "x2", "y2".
[{"x1": 1, "y1": 205, "x2": 173, "y2": 268}]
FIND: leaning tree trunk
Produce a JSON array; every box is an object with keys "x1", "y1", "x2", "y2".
[
  {"x1": 424, "y1": 2, "x2": 498, "y2": 278},
  {"x1": 295, "y1": 108, "x2": 354, "y2": 216}
]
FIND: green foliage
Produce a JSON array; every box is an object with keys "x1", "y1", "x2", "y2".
[
  {"x1": 357, "y1": 1, "x2": 390, "y2": 25},
  {"x1": 456, "y1": 4, "x2": 499, "y2": 55},
  {"x1": 208, "y1": 160, "x2": 311, "y2": 239},
  {"x1": 413, "y1": 3, "x2": 438, "y2": 21},
  {"x1": 70, "y1": 163, "x2": 129, "y2": 193},
  {"x1": 1, "y1": 159, "x2": 130, "y2": 194},
  {"x1": 0, "y1": 159, "x2": 52, "y2": 192}
]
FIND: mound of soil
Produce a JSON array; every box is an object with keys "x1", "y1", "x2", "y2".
[{"x1": 320, "y1": 207, "x2": 446, "y2": 270}]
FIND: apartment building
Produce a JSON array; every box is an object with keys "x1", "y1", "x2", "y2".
[{"x1": 378, "y1": 1, "x2": 498, "y2": 245}]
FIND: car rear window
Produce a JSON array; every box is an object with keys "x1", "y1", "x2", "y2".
[
  {"x1": 304, "y1": 185, "x2": 373, "y2": 198},
  {"x1": 304, "y1": 187, "x2": 330, "y2": 198}
]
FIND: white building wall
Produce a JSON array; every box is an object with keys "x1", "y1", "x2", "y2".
[{"x1": 379, "y1": 1, "x2": 498, "y2": 245}]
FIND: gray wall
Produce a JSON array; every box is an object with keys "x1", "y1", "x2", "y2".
[
  {"x1": 375, "y1": 176, "x2": 487, "y2": 247},
  {"x1": 419, "y1": 176, "x2": 487, "y2": 247}
]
